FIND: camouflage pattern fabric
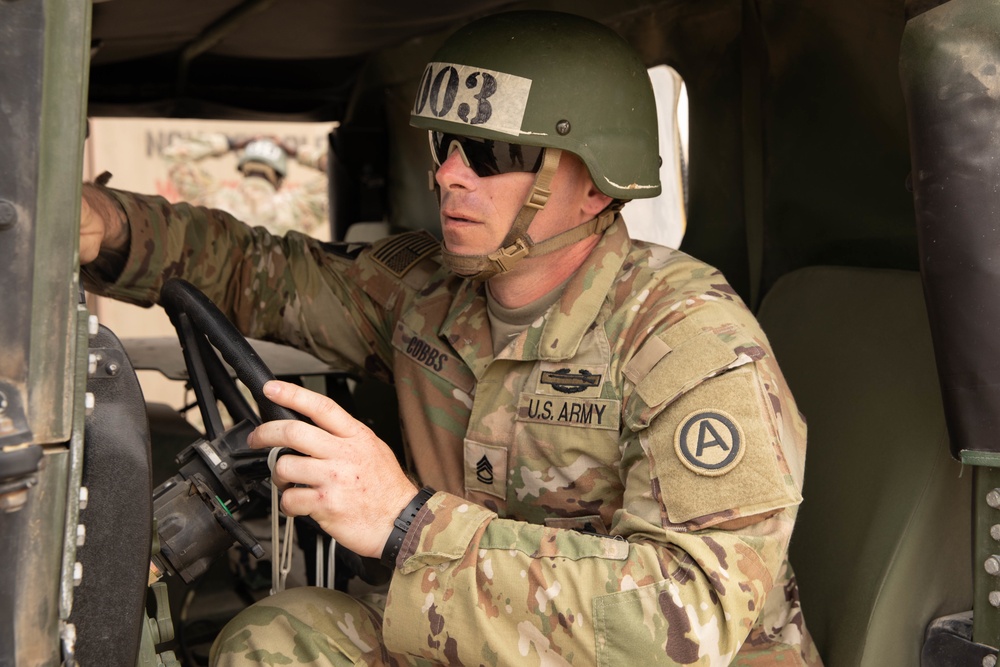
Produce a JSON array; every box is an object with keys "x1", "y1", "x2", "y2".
[
  {"x1": 208, "y1": 588, "x2": 435, "y2": 667},
  {"x1": 161, "y1": 132, "x2": 330, "y2": 239},
  {"x1": 84, "y1": 189, "x2": 822, "y2": 666}
]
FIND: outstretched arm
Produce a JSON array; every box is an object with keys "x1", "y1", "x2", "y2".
[{"x1": 80, "y1": 183, "x2": 129, "y2": 265}]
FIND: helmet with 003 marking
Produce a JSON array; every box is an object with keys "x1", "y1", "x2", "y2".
[{"x1": 410, "y1": 11, "x2": 661, "y2": 201}]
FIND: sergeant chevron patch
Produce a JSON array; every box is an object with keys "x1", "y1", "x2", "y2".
[
  {"x1": 464, "y1": 439, "x2": 507, "y2": 499},
  {"x1": 475, "y1": 455, "x2": 494, "y2": 484}
]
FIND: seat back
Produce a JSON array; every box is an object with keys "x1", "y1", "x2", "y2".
[{"x1": 756, "y1": 266, "x2": 972, "y2": 666}]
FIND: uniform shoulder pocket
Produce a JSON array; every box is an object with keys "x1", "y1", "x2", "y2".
[
  {"x1": 643, "y1": 364, "x2": 802, "y2": 525},
  {"x1": 623, "y1": 317, "x2": 767, "y2": 432}
]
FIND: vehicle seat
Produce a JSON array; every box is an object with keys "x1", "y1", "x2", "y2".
[{"x1": 755, "y1": 266, "x2": 972, "y2": 666}]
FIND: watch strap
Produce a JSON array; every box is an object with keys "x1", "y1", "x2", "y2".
[{"x1": 380, "y1": 486, "x2": 436, "y2": 569}]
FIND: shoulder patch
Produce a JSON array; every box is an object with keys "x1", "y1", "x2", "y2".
[
  {"x1": 674, "y1": 409, "x2": 745, "y2": 476},
  {"x1": 643, "y1": 365, "x2": 802, "y2": 526},
  {"x1": 371, "y1": 232, "x2": 440, "y2": 277}
]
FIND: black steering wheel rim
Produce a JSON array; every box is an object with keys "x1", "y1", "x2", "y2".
[{"x1": 159, "y1": 278, "x2": 299, "y2": 436}]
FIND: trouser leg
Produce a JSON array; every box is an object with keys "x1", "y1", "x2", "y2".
[{"x1": 210, "y1": 587, "x2": 415, "y2": 667}]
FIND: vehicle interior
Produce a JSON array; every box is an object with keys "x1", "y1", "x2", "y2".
[{"x1": 2, "y1": 0, "x2": 997, "y2": 665}]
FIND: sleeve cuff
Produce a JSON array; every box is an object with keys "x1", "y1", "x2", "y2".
[
  {"x1": 395, "y1": 492, "x2": 495, "y2": 573},
  {"x1": 88, "y1": 189, "x2": 173, "y2": 306}
]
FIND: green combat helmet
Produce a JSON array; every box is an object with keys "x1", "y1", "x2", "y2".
[
  {"x1": 238, "y1": 138, "x2": 289, "y2": 185},
  {"x1": 411, "y1": 10, "x2": 661, "y2": 279}
]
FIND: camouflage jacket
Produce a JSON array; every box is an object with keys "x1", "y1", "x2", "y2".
[
  {"x1": 161, "y1": 132, "x2": 330, "y2": 239},
  {"x1": 86, "y1": 190, "x2": 819, "y2": 666}
]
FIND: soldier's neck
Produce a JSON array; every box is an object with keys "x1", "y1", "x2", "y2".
[{"x1": 486, "y1": 235, "x2": 598, "y2": 309}]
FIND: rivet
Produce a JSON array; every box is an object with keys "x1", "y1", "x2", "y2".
[
  {"x1": 987, "y1": 488, "x2": 1000, "y2": 509},
  {"x1": 556, "y1": 120, "x2": 571, "y2": 136},
  {"x1": 0, "y1": 200, "x2": 16, "y2": 230},
  {"x1": 0, "y1": 488, "x2": 29, "y2": 512}
]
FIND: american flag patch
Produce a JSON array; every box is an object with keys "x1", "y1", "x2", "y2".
[{"x1": 371, "y1": 232, "x2": 440, "y2": 277}]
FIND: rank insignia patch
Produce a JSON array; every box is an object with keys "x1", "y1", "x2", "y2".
[
  {"x1": 464, "y1": 440, "x2": 507, "y2": 499},
  {"x1": 475, "y1": 455, "x2": 494, "y2": 484},
  {"x1": 674, "y1": 410, "x2": 745, "y2": 476}
]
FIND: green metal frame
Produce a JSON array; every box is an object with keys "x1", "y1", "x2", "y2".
[
  {"x1": 0, "y1": 0, "x2": 91, "y2": 662},
  {"x1": 962, "y1": 451, "x2": 1000, "y2": 647}
]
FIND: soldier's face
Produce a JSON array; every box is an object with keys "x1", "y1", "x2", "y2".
[{"x1": 435, "y1": 149, "x2": 602, "y2": 259}]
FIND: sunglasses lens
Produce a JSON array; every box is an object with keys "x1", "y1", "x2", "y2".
[{"x1": 431, "y1": 133, "x2": 544, "y2": 177}]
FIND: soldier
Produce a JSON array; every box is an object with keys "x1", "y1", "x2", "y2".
[
  {"x1": 80, "y1": 11, "x2": 821, "y2": 666},
  {"x1": 162, "y1": 132, "x2": 330, "y2": 239}
]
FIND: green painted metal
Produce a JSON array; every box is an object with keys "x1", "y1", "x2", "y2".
[{"x1": 974, "y1": 465, "x2": 1000, "y2": 647}]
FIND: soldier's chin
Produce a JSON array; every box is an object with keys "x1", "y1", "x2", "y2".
[{"x1": 439, "y1": 235, "x2": 486, "y2": 258}]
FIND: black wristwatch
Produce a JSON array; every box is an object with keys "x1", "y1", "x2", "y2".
[{"x1": 380, "y1": 486, "x2": 436, "y2": 569}]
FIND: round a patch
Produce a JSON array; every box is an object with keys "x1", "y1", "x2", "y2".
[{"x1": 674, "y1": 410, "x2": 746, "y2": 476}]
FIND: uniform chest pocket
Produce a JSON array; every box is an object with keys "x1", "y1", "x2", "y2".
[{"x1": 504, "y1": 406, "x2": 625, "y2": 526}]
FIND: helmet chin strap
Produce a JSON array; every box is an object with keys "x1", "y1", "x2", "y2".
[{"x1": 440, "y1": 149, "x2": 616, "y2": 281}]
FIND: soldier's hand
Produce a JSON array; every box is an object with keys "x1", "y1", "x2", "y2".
[
  {"x1": 247, "y1": 380, "x2": 419, "y2": 559},
  {"x1": 80, "y1": 184, "x2": 128, "y2": 265}
]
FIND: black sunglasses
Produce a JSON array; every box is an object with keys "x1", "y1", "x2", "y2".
[{"x1": 429, "y1": 132, "x2": 545, "y2": 178}]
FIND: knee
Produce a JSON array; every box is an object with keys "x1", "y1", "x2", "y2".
[{"x1": 209, "y1": 588, "x2": 384, "y2": 667}]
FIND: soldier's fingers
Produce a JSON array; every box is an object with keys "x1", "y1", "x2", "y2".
[
  {"x1": 272, "y1": 451, "x2": 338, "y2": 488},
  {"x1": 263, "y1": 380, "x2": 366, "y2": 438},
  {"x1": 276, "y1": 485, "x2": 317, "y2": 518},
  {"x1": 278, "y1": 485, "x2": 346, "y2": 525},
  {"x1": 248, "y1": 419, "x2": 338, "y2": 460}
]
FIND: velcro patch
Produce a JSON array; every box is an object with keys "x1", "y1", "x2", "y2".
[
  {"x1": 646, "y1": 365, "x2": 802, "y2": 525},
  {"x1": 539, "y1": 369, "x2": 601, "y2": 394},
  {"x1": 371, "y1": 233, "x2": 439, "y2": 277},
  {"x1": 536, "y1": 359, "x2": 607, "y2": 399},
  {"x1": 391, "y1": 321, "x2": 474, "y2": 394},
  {"x1": 413, "y1": 62, "x2": 532, "y2": 137},
  {"x1": 674, "y1": 410, "x2": 746, "y2": 476},
  {"x1": 517, "y1": 393, "x2": 620, "y2": 431},
  {"x1": 464, "y1": 440, "x2": 508, "y2": 500}
]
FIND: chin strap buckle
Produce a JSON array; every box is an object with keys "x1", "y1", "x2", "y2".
[
  {"x1": 525, "y1": 185, "x2": 551, "y2": 210},
  {"x1": 487, "y1": 238, "x2": 531, "y2": 272}
]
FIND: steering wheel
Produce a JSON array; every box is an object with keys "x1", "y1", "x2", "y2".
[
  {"x1": 158, "y1": 277, "x2": 300, "y2": 440},
  {"x1": 152, "y1": 277, "x2": 308, "y2": 582},
  {"x1": 152, "y1": 278, "x2": 384, "y2": 664}
]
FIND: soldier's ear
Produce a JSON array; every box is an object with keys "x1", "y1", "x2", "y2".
[{"x1": 582, "y1": 182, "x2": 613, "y2": 217}]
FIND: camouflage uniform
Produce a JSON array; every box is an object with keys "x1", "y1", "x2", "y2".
[
  {"x1": 84, "y1": 188, "x2": 821, "y2": 666},
  {"x1": 162, "y1": 132, "x2": 330, "y2": 239}
]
